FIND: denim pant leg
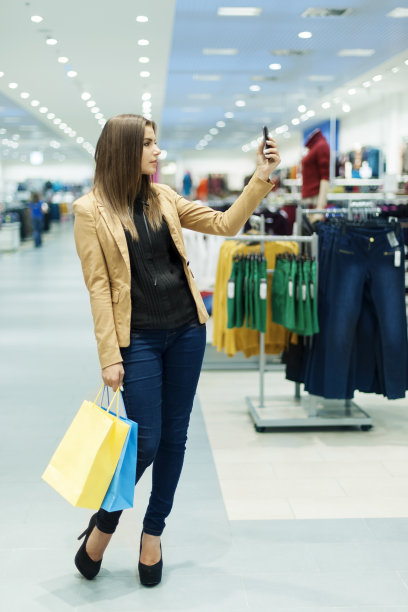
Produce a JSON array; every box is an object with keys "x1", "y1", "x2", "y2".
[
  {"x1": 97, "y1": 330, "x2": 165, "y2": 534},
  {"x1": 143, "y1": 322, "x2": 206, "y2": 535}
]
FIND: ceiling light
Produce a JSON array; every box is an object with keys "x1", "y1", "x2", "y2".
[
  {"x1": 225, "y1": 112, "x2": 234, "y2": 118},
  {"x1": 308, "y1": 75, "x2": 334, "y2": 82},
  {"x1": 199, "y1": 139, "x2": 208, "y2": 146},
  {"x1": 216, "y1": 121, "x2": 226, "y2": 127},
  {"x1": 196, "y1": 145, "x2": 204, "y2": 151},
  {"x1": 372, "y1": 74, "x2": 383, "y2": 82},
  {"x1": 76, "y1": 137, "x2": 84, "y2": 144},
  {"x1": 67, "y1": 70, "x2": 77, "y2": 78},
  {"x1": 405, "y1": 59, "x2": 408, "y2": 65},
  {"x1": 391, "y1": 66, "x2": 400, "y2": 73},
  {"x1": 338, "y1": 49, "x2": 374, "y2": 57},
  {"x1": 139, "y1": 57, "x2": 150, "y2": 63},
  {"x1": 49, "y1": 140, "x2": 61, "y2": 148},
  {"x1": 0, "y1": 72, "x2": 4, "y2": 78},
  {"x1": 306, "y1": 110, "x2": 315, "y2": 117},
  {"x1": 242, "y1": 145, "x2": 250, "y2": 152},
  {"x1": 342, "y1": 104, "x2": 351, "y2": 112},
  {"x1": 20, "y1": 92, "x2": 30, "y2": 98},
  {"x1": 136, "y1": 15, "x2": 149, "y2": 22},
  {"x1": 291, "y1": 118, "x2": 300, "y2": 125},
  {"x1": 298, "y1": 31, "x2": 312, "y2": 39},
  {"x1": 31, "y1": 100, "x2": 40, "y2": 107},
  {"x1": 333, "y1": 97, "x2": 341, "y2": 103},
  {"x1": 276, "y1": 124, "x2": 288, "y2": 134},
  {"x1": 302, "y1": 7, "x2": 354, "y2": 17},
  {"x1": 298, "y1": 104, "x2": 307, "y2": 113},
  {"x1": 31, "y1": 15, "x2": 43, "y2": 23},
  {"x1": 138, "y1": 39, "x2": 150, "y2": 46},
  {"x1": 59, "y1": 123, "x2": 67, "y2": 129},
  {"x1": 140, "y1": 71, "x2": 150, "y2": 77},
  {"x1": 348, "y1": 88, "x2": 356, "y2": 95},
  {"x1": 53, "y1": 118, "x2": 61, "y2": 125},
  {"x1": 235, "y1": 100, "x2": 246, "y2": 107},
  {"x1": 203, "y1": 48, "x2": 238, "y2": 55},
  {"x1": 269, "y1": 63, "x2": 281, "y2": 70},
  {"x1": 81, "y1": 92, "x2": 91, "y2": 100},
  {"x1": 209, "y1": 128, "x2": 219, "y2": 135},
  {"x1": 204, "y1": 135, "x2": 213, "y2": 141},
  {"x1": 58, "y1": 56, "x2": 69, "y2": 63},
  {"x1": 64, "y1": 127, "x2": 71, "y2": 133},
  {"x1": 87, "y1": 100, "x2": 96, "y2": 107},
  {"x1": 322, "y1": 102, "x2": 331, "y2": 109},
  {"x1": 8, "y1": 82, "x2": 18, "y2": 89},
  {"x1": 39, "y1": 107, "x2": 48, "y2": 113},
  {"x1": 91, "y1": 107, "x2": 99, "y2": 113},
  {"x1": 217, "y1": 7, "x2": 262, "y2": 16},
  {"x1": 142, "y1": 92, "x2": 151, "y2": 100},
  {"x1": 387, "y1": 8, "x2": 408, "y2": 17},
  {"x1": 47, "y1": 113, "x2": 55, "y2": 119},
  {"x1": 46, "y1": 38, "x2": 58, "y2": 45},
  {"x1": 193, "y1": 74, "x2": 221, "y2": 81},
  {"x1": 30, "y1": 151, "x2": 43, "y2": 165},
  {"x1": 249, "y1": 85, "x2": 260, "y2": 91},
  {"x1": 95, "y1": 113, "x2": 103, "y2": 119},
  {"x1": 362, "y1": 80, "x2": 371, "y2": 87}
]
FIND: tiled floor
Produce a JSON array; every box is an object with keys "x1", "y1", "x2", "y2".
[{"x1": 1, "y1": 222, "x2": 408, "y2": 611}]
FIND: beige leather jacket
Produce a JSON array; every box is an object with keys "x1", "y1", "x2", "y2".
[{"x1": 73, "y1": 174, "x2": 272, "y2": 369}]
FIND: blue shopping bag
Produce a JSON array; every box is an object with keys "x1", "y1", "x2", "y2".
[{"x1": 100, "y1": 388, "x2": 138, "y2": 512}]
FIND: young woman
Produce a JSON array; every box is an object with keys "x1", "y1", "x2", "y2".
[{"x1": 73, "y1": 114, "x2": 280, "y2": 585}]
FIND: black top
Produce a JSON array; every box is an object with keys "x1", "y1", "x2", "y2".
[{"x1": 124, "y1": 199, "x2": 199, "y2": 330}]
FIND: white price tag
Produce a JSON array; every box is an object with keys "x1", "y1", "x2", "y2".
[
  {"x1": 310, "y1": 282, "x2": 314, "y2": 300},
  {"x1": 302, "y1": 283, "x2": 307, "y2": 301},
  {"x1": 288, "y1": 278, "x2": 293, "y2": 298},
  {"x1": 259, "y1": 279, "x2": 267, "y2": 300},
  {"x1": 387, "y1": 231, "x2": 399, "y2": 248},
  {"x1": 227, "y1": 280, "x2": 235, "y2": 299},
  {"x1": 394, "y1": 249, "x2": 401, "y2": 267}
]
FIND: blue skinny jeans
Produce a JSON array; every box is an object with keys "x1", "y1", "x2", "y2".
[{"x1": 96, "y1": 320, "x2": 206, "y2": 536}]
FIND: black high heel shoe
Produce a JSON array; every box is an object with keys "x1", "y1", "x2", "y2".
[
  {"x1": 138, "y1": 532, "x2": 163, "y2": 587},
  {"x1": 74, "y1": 513, "x2": 102, "y2": 580}
]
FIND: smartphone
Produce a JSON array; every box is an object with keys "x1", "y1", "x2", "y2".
[{"x1": 263, "y1": 126, "x2": 269, "y2": 153}]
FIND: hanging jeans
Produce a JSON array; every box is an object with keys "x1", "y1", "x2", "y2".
[
  {"x1": 304, "y1": 220, "x2": 408, "y2": 399},
  {"x1": 96, "y1": 320, "x2": 206, "y2": 536}
]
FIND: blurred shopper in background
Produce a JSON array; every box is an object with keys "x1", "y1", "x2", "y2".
[{"x1": 29, "y1": 192, "x2": 44, "y2": 248}]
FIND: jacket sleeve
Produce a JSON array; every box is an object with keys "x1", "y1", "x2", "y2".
[
  {"x1": 73, "y1": 201, "x2": 123, "y2": 369},
  {"x1": 174, "y1": 174, "x2": 273, "y2": 236}
]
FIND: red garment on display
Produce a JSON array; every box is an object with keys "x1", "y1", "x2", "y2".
[{"x1": 301, "y1": 130, "x2": 330, "y2": 198}]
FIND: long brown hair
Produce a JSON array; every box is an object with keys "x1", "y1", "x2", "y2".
[{"x1": 93, "y1": 114, "x2": 161, "y2": 239}]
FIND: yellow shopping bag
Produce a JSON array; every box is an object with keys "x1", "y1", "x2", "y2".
[{"x1": 42, "y1": 386, "x2": 130, "y2": 509}]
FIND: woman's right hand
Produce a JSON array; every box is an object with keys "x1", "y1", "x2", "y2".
[{"x1": 102, "y1": 362, "x2": 124, "y2": 391}]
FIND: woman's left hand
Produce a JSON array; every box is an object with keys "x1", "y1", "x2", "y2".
[{"x1": 254, "y1": 135, "x2": 281, "y2": 182}]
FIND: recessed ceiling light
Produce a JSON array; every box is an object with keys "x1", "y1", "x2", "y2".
[
  {"x1": 269, "y1": 63, "x2": 281, "y2": 70},
  {"x1": 298, "y1": 104, "x2": 307, "y2": 113},
  {"x1": 87, "y1": 100, "x2": 96, "y2": 107},
  {"x1": 404, "y1": 59, "x2": 408, "y2": 65},
  {"x1": 67, "y1": 70, "x2": 77, "y2": 78},
  {"x1": 136, "y1": 15, "x2": 149, "y2": 22},
  {"x1": 308, "y1": 75, "x2": 334, "y2": 82},
  {"x1": 306, "y1": 110, "x2": 315, "y2": 117},
  {"x1": 217, "y1": 7, "x2": 262, "y2": 16},
  {"x1": 276, "y1": 124, "x2": 289, "y2": 134},
  {"x1": 140, "y1": 71, "x2": 150, "y2": 78},
  {"x1": 342, "y1": 104, "x2": 351, "y2": 112},
  {"x1": 209, "y1": 128, "x2": 219, "y2": 135},
  {"x1": 302, "y1": 7, "x2": 354, "y2": 17},
  {"x1": 46, "y1": 38, "x2": 58, "y2": 45},
  {"x1": 139, "y1": 57, "x2": 150, "y2": 63},
  {"x1": 95, "y1": 113, "x2": 103, "y2": 119},
  {"x1": 235, "y1": 100, "x2": 246, "y2": 107},
  {"x1": 8, "y1": 82, "x2": 18, "y2": 89},
  {"x1": 249, "y1": 85, "x2": 261, "y2": 91},
  {"x1": 0, "y1": 72, "x2": 4, "y2": 78},
  {"x1": 338, "y1": 49, "x2": 375, "y2": 57},
  {"x1": 362, "y1": 80, "x2": 371, "y2": 87},
  {"x1": 193, "y1": 74, "x2": 221, "y2": 81},
  {"x1": 298, "y1": 31, "x2": 312, "y2": 39},
  {"x1": 31, "y1": 15, "x2": 43, "y2": 23},
  {"x1": 204, "y1": 135, "x2": 213, "y2": 141},
  {"x1": 53, "y1": 118, "x2": 61, "y2": 125},
  {"x1": 301, "y1": 113, "x2": 309, "y2": 122},
  {"x1": 81, "y1": 92, "x2": 91, "y2": 100},
  {"x1": 372, "y1": 74, "x2": 382, "y2": 82},
  {"x1": 203, "y1": 48, "x2": 238, "y2": 55},
  {"x1": 98, "y1": 119, "x2": 105, "y2": 126},
  {"x1": 138, "y1": 39, "x2": 150, "y2": 46},
  {"x1": 76, "y1": 137, "x2": 84, "y2": 144},
  {"x1": 321, "y1": 102, "x2": 331, "y2": 109},
  {"x1": 31, "y1": 100, "x2": 40, "y2": 107},
  {"x1": 20, "y1": 92, "x2": 30, "y2": 98},
  {"x1": 391, "y1": 66, "x2": 400, "y2": 73},
  {"x1": 39, "y1": 107, "x2": 48, "y2": 113},
  {"x1": 387, "y1": 7, "x2": 408, "y2": 17},
  {"x1": 59, "y1": 123, "x2": 67, "y2": 129},
  {"x1": 333, "y1": 97, "x2": 341, "y2": 103},
  {"x1": 216, "y1": 121, "x2": 226, "y2": 127},
  {"x1": 91, "y1": 107, "x2": 99, "y2": 114},
  {"x1": 47, "y1": 112, "x2": 55, "y2": 119},
  {"x1": 291, "y1": 118, "x2": 300, "y2": 125},
  {"x1": 225, "y1": 112, "x2": 234, "y2": 118},
  {"x1": 348, "y1": 88, "x2": 356, "y2": 95},
  {"x1": 142, "y1": 92, "x2": 152, "y2": 100}
]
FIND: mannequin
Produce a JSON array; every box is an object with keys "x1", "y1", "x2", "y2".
[{"x1": 302, "y1": 129, "x2": 330, "y2": 208}]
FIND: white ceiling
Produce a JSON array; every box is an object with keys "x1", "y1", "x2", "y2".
[{"x1": 0, "y1": 0, "x2": 407, "y2": 166}]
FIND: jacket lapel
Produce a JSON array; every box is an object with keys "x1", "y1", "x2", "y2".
[{"x1": 96, "y1": 201, "x2": 131, "y2": 275}]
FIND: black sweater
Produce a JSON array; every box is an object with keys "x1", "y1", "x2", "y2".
[{"x1": 124, "y1": 199, "x2": 199, "y2": 330}]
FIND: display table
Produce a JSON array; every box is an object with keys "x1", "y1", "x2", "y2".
[{"x1": 0, "y1": 222, "x2": 21, "y2": 251}]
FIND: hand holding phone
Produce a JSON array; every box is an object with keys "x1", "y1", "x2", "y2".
[{"x1": 263, "y1": 126, "x2": 269, "y2": 154}]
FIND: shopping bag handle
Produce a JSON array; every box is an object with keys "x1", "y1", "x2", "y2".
[{"x1": 93, "y1": 384, "x2": 128, "y2": 420}]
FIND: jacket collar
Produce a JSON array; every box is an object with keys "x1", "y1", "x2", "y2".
[{"x1": 95, "y1": 197, "x2": 131, "y2": 275}]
